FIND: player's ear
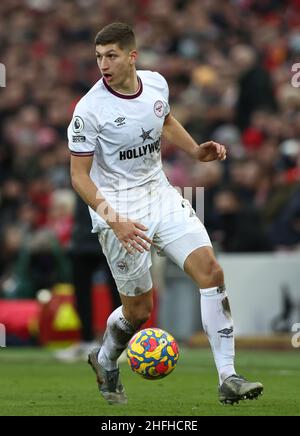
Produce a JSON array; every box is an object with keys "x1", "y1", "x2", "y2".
[{"x1": 129, "y1": 50, "x2": 138, "y2": 65}]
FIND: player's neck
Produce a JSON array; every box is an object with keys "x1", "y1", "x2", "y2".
[{"x1": 112, "y1": 71, "x2": 139, "y2": 95}]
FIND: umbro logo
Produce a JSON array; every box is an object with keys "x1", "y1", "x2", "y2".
[
  {"x1": 218, "y1": 328, "x2": 233, "y2": 337},
  {"x1": 114, "y1": 117, "x2": 126, "y2": 126}
]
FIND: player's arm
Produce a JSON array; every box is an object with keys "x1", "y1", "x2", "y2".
[
  {"x1": 162, "y1": 113, "x2": 226, "y2": 162},
  {"x1": 70, "y1": 155, "x2": 152, "y2": 253},
  {"x1": 70, "y1": 154, "x2": 115, "y2": 219}
]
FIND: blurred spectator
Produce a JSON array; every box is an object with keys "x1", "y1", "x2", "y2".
[
  {"x1": 231, "y1": 44, "x2": 277, "y2": 130},
  {"x1": 45, "y1": 189, "x2": 75, "y2": 247},
  {"x1": 0, "y1": 178, "x2": 23, "y2": 230},
  {"x1": 0, "y1": 225, "x2": 24, "y2": 295},
  {"x1": 269, "y1": 186, "x2": 300, "y2": 249},
  {"x1": 1, "y1": 229, "x2": 71, "y2": 299},
  {"x1": 211, "y1": 187, "x2": 273, "y2": 252}
]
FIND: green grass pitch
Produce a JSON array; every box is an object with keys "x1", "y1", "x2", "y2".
[{"x1": 0, "y1": 347, "x2": 299, "y2": 416}]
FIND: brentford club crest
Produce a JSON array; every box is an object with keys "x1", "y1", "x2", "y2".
[
  {"x1": 116, "y1": 260, "x2": 129, "y2": 274},
  {"x1": 154, "y1": 100, "x2": 164, "y2": 118}
]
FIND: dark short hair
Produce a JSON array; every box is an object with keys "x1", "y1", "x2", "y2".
[{"x1": 94, "y1": 23, "x2": 136, "y2": 50}]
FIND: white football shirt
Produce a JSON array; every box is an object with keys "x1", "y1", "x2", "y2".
[{"x1": 68, "y1": 70, "x2": 171, "y2": 231}]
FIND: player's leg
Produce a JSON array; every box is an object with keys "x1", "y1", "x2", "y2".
[
  {"x1": 165, "y1": 238, "x2": 263, "y2": 403},
  {"x1": 98, "y1": 285, "x2": 153, "y2": 371},
  {"x1": 164, "y1": 237, "x2": 236, "y2": 381},
  {"x1": 97, "y1": 229, "x2": 154, "y2": 371},
  {"x1": 183, "y1": 246, "x2": 236, "y2": 383},
  {"x1": 156, "y1": 190, "x2": 234, "y2": 380},
  {"x1": 88, "y1": 274, "x2": 153, "y2": 405},
  {"x1": 88, "y1": 228, "x2": 154, "y2": 404},
  {"x1": 157, "y1": 186, "x2": 263, "y2": 403}
]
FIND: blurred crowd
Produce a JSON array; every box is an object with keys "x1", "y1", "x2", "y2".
[{"x1": 1, "y1": 0, "x2": 300, "y2": 298}]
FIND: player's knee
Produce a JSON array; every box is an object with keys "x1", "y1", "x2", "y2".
[
  {"x1": 209, "y1": 261, "x2": 224, "y2": 286},
  {"x1": 202, "y1": 260, "x2": 224, "y2": 288}
]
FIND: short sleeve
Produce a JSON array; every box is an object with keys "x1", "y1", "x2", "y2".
[
  {"x1": 156, "y1": 72, "x2": 170, "y2": 117},
  {"x1": 67, "y1": 104, "x2": 98, "y2": 156}
]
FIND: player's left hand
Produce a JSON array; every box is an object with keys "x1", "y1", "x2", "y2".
[{"x1": 196, "y1": 141, "x2": 227, "y2": 162}]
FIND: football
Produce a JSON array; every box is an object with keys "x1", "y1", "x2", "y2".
[{"x1": 127, "y1": 328, "x2": 179, "y2": 380}]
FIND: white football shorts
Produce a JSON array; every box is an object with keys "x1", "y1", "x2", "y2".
[{"x1": 98, "y1": 184, "x2": 212, "y2": 296}]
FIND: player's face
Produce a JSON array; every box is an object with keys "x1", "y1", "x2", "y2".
[{"x1": 95, "y1": 43, "x2": 136, "y2": 88}]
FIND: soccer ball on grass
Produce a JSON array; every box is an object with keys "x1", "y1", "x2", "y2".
[{"x1": 127, "y1": 328, "x2": 179, "y2": 380}]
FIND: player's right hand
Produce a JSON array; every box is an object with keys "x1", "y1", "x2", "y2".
[{"x1": 110, "y1": 219, "x2": 153, "y2": 254}]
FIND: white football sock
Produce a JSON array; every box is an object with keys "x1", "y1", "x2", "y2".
[
  {"x1": 98, "y1": 306, "x2": 136, "y2": 371},
  {"x1": 200, "y1": 286, "x2": 236, "y2": 385}
]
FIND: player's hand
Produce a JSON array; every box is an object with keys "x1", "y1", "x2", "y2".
[
  {"x1": 196, "y1": 141, "x2": 227, "y2": 162},
  {"x1": 110, "y1": 219, "x2": 153, "y2": 254}
]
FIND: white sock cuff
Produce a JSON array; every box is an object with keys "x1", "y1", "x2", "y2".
[
  {"x1": 200, "y1": 284, "x2": 226, "y2": 297},
  {"x1": 108, "y1": 306, "x2": 135, "y2": 334}
]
